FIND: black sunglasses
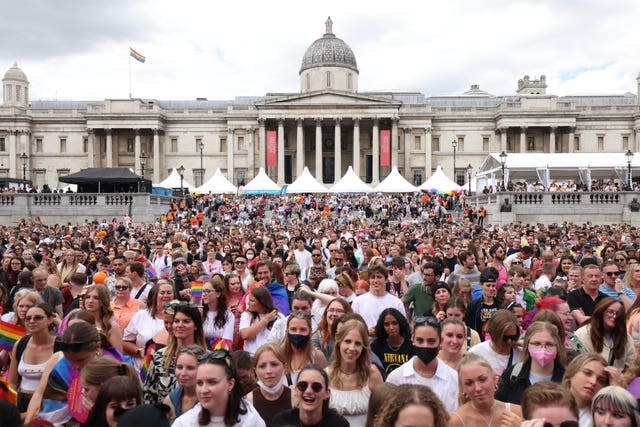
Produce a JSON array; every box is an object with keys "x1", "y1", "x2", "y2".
[
  {"x1": 544, "y1": 422, "x2": 579, "y2": 427},
  {"x1": 604, "y1": 272, "x2": 619, "y2": 276},
  {"x1": 414, "y1": 316, "x2": 441, "y2": 328},
  {"x1": 198, "y1": 350, "x2": 232, "y2": 369},
  {"x1": 296, "y1": 381, "x2": 324, "y2": 393},
  {"x1": 503, "y1": 334, "x2": 519, "y2": 342}
]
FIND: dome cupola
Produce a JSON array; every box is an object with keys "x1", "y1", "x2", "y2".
[{"x1": 2, "y1": 62, "x2": 29, "y2": 107}]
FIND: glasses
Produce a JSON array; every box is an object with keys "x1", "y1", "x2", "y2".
[
  {"x1": 543, "y1": 422, "x2": 579, "y2": 427},
  {"x1": 312, "y1": 254, "x2": 322, "y2": 257},
  {"x1": 115, "y1": 285, "x2": 129, "y2": 291},
  {"x1": 605, "y1": 309, "x2": 619, "y2": 318},
  {"x1": 198, "y1": 350, "x2": 233, "y2": 369},
  {"x1": 604, "y1": 272, "x2": 619, "y2": 276},
  {"x1": 503, "y1": 334, "x2": 519, "y2": 342},
  {"x1": 511, "y1": 261, "x2": 523, "y2": 265},
  {"x1": 25, "y1": 315, "x2": 46, "y2": 322},
  {"x1": 327, "y1": 308, "x2": 345, "y2": 314},
  {"x1": 414, "y1": 316, "x2": 440, "y2": 328},
  {"x1": 296, "y1": 381, "x2": 324, "y2": 393},
  {"x1": 529, "y1": 342, "x2": 557, "y2": 350},
  {"x1": 615, "y1": 258, "x2": 627, "y2": 262}
]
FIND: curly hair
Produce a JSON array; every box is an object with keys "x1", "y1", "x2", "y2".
[
  {"x1": 374, "y1": 384, "x2": 449, "y2": 427},
  {"x1": 374, "y1": 307, "x2": 411, "y2": 343}
]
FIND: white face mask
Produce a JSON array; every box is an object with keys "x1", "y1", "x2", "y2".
[
  {"x1": 247, "y1": 254, "x2": 255, "y2": 260},
  {"x1": 257, "y1": 379, "x2": 283, "y2": 394}
]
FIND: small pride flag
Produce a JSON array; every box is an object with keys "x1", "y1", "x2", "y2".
[
  {"x1": 0, "y1": 319, "x2": 25, "y2": 353},
  {"x1": 209, "y1": 337, "x2": 232, "y2": 351},
  {"x1": 129, "y1": 47, "x2": 146, "y2": 63},
  {"x1": 191, "y1": 281, "x2": 203, "y2": 299}
]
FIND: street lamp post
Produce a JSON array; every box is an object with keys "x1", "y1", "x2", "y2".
[
  {"x1": 199, "y1": 141, "x2": 205, "y2": 186},
  {"x1": 466, "y1": 163, "x2": 473, "y2": 195},
  {"x1": 451, "y1": 139, "x2": 457, "y2": 183},
  {"x1": 177, "y1": 165, "x2": 185, "y2": 197},
  {"x1": 626, "y1": 149, "x2": 634, "y2": 190},
  {"x1": 20, "y1": 152, "x2": 28, "y2": 190},
  {"x1": 139, "y1": 152, "x2": 147, "y2": 192},
  {"x1": 499, "y1": 151, "x2": 507, "y2": 190}
]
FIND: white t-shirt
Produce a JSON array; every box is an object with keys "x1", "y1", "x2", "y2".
[
  {"x1": 239, "y1": 311, "x2": 286, "y2": 356},
  {"x1": 173, "y1": 401, "x2": 266, "y2": 427},
  {"x1": 467, "y1": 340, "x2": 522, "y2": 376},
  {"x1": 293, "y1": 248, "x2": 313, "y2": 281},
  {"x1": 351, "y1": 292, "x2": 407, "y2": 328},
  {"x1": 203, "y1": 310, "x2": 235, "y2": 342},
  {"x1": 123, "y1": 309, "x2": 164, "y2": 348},
  {"x1": 130, "y1": 282, "x2": 151, "y2": 305}
]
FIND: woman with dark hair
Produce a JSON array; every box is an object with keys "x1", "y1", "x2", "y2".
[
  {"x1": 573, "y1": 297, "x2": 635, "y2": 370},
  {"x1": 556, "y1": 254, "x2": 576, "y2": 281},
  {"x1": 239, "y1": 286, "x2": 284, "y2": 356},
  {"x1": 224, "y1": 273, "x2": 244, "y2": 351},
  {"x1": 430, "y1": 281, "x2": 451, "y2": 321},
  {"x1": 272, "y1": 364, "x2": 348, "y2": 427},
  {"x1": 143, "y1": 304, "x2": 207, "y2": 404},
  {"x1": 374, "y1": 384, "x2": 449, "y2": 427},
  {"x1": 83, "y1": 284, "x2": 122, "y2": 352},
  {"x1": 85, "y1": 376, "x2": 142, "y2": 427},
  {"x1": 281, "y1": 310, "x2": 327, "y2": 383},
  {"x1": 445, "y1": 298, "x2": 481, "y2": 352},
  {"x1": 162, "y1": 344, "x2": 205, "y2": 421},
  {"x1": 172, "y1": 349, "x2": 265, "y2": 427},
  {"x1": 371, "y1": 308, "x2": 413, "y2": 376},
  {"x1": 311, "y1": 297, "x2": 352, "y2": 361},
  {"x1": 468, "y1": 309, "x2": 522, "y2": 376},
  {"x1": 203, "y1": 276, "x2": 234, "y2": 350},
  {"x1": 438, "y1": 318, "x2": 466, "y2": 369}
]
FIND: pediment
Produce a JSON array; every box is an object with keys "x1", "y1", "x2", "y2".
[{"x1": 259, "y1": 90, "x2": 399, "y2": 107}]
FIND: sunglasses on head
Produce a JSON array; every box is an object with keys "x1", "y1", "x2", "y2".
[
  {"x1": 296, "y1": 381, "x2": 324, "y2": 393},
  {"x1": 198, "y1": 350, "x2": 232, "y2": 369},
  {"x1": 414, "y1": 316, "x2": 440, "y2": 328}
]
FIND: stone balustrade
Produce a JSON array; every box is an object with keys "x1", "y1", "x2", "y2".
[{"x1": 0, "y1": 193, "x2": 172, "y2": 225}]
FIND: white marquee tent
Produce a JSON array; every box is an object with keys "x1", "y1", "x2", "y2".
[
  {"x1": 241, "y1": 168, "x2": 282, "y2": 194},
  {"x1": 285, "y1": 167, "x2": 327, "y2": 193},
  {"x1": 196, "y1": 168, "x2": 237, "y2": 194},
  {"x1": 374, "y1": 166, "x2": 419, "y2": 193},
  {"x1": 155, "y1": 168, "x2": 195, "y2": 192},
  {"x1": 419, "y1": 165, "x2": 463, "y2": 193},
  {"x1": 329, "y1": 166, "x2": 373, "y2": 193}
]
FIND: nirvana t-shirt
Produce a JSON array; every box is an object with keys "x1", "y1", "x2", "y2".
[{"x1": 371, "y1": 338, "x2": 415, "y2": 375}]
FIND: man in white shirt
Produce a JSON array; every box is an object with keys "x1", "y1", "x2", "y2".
[
  {"x1": 351, "y1": 264, "x2": 407, "y2": 335},
  {"x1": 292, "y1": 236, "x2": 313, "y2": 281},
  {"x1": 125, "y1": 261, "x2": 151, "y2": 305}
]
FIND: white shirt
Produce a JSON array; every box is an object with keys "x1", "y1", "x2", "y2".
[
  {"x1": 173, "y1": 401, "x2": 265, "y2": 427},
  {"x1": 468, "y1": 340, "x2": 522, "y2": 376},
  {"x1": 351, "y1": 292, "x2": 407, "y2": 328},
  {"x1": 123, "y1": 309, "x2": 164, "y2": 348},
  {"x1": 203, "y1": 310, "x2": 235, "y2": 342},
  {"x1": 239, "y1": 311, "x2": 286, "y2": 356},
  {"x1": 386, "y1": 356, "x2": 459, "y2": 413},
  {"x1": 293, "y1": 248, "x2": 313, "y2": 281},
  {"x1": 130, "y1": 282, "x2": 151, "y2": 304}
]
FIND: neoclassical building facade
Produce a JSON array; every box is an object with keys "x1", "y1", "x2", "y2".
[{"x1": 1, "y1": 17, "x2": 640, "y2": 189}]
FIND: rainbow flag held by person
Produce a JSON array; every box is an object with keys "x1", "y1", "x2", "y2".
[
  {"x1": 0, "y1": 319, "x2": 25, "y2": 353},
  {"x1": 191, "y1": 281, "x2": 203, "y2": 299},
  {"x1": 0, "y1": 379, "x2": 17, "y2": 405},
  {"x1": 209, "y1": 337, "x2": 232, "y2": 351},
  {"x1": 129, "y1": 47, "x2": 146, "y2": 63}
]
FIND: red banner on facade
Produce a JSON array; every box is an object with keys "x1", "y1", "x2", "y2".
[
  {"x1": 266, "y1": 130, "x2": 277, "y2": 167},
  {"x1": 380, "y1": 129, "x2": 390, "y2": 167}
]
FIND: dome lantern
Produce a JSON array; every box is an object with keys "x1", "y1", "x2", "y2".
[{"x1": 2, "y1": 62, "x2": 29, "y2": 107}]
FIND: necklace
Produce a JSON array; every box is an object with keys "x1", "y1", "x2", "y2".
[
  {"x1": 471, "y1": 402, "x2": 496, "y2": 427},
  {"x1": 387, "y1": 337, "x2": 403, "y2": 352}
]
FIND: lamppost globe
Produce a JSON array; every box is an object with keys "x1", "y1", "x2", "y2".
[
  {"x1": 499, "y1": 151, "x2": 507, "y2": 190},
  {"x1": 20, "y1": 152, "x2": 28, "y2": 190},
  {"x1": 177, "y1": 165, "x2": 185, "y2": 197},
  {"x1": 626, "y1": 149, "x2": 634, "y2": 190},
  {"x1": 451, "y1": 139, "x2": 458, "y2": 182}
]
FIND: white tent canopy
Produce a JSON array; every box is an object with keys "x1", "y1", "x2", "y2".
[
  {"x1": 285, "y1": 167, "x2": 327, "y2": 193},
  {"x1": 155, "y1": 168, "x2": 195, "y2": 191},
  {"x1": 374, "y1": 166, "x2": 419, "y2": 193},
  {"x1": 196, "y1": 168, "x2": 237, "y2": 194},
  {"x1": 241, "y1": 168, "x2": 282, "y2": 194},
  {"x1": 329, "y1": 166, "x2": 373, "y2": 193},
  {"x1": 419, "y1": 165, "x2": 463, "y2": 193}
]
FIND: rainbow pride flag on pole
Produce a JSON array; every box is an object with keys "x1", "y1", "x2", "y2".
[
  {"x1": 190, "y1": 281, "x2": 203, "y2": 299},
  {"x1": 129, "y1": 47, "x2": 146, "y2": 63},
  {"x1": 0, "y1": 319, "x2": 25, "y2": 353}
]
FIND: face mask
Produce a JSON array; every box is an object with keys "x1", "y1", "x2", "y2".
[
  {"x1": 257, "y1": 379, "x2": 283, "y2": 395},
  {"x1": 247, "y1": 254, "x2": 255, "y2": 260},
  {"x1": 288, "y1": 333, "x2": 310, "y2": 349},
  {"x1": 414, "y1": 346, "x2": 439, "y2": 365},
  {"x1": 529, "y1": 347, "x2": 557, "y2": 368}
]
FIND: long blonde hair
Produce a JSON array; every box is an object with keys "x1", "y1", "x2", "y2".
[
  {"x1": 456, "y1": 353, "x2": 494, "y2": 405},
  {"x1": 329, "y1": 319, "x2": 370, "y2": 389}
]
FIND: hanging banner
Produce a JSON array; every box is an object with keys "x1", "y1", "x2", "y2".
[
  {"x1": 266, "y1": 130, "x2": 277, "y2": 167},
  {"x1": 380, "y1": 129, "x2": 390, "y2": 167}
]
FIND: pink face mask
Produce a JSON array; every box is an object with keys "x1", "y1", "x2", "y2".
[{"x1": 529, "y1": 346, "x2": 557, "y2": 367}]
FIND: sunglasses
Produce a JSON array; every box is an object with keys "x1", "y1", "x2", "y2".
[
  {"x1": 511, "y1": 261, "x2": 522, "y2": 265},
  {"x1": 414, "y1": 316, "x2": 440, "y2": 328},
  {"x1": 115, "y1": 285, "x2": 129, "y2": 291},
  {"x1": 503, "y1": 334, "x2": 519, "y2": 342},
  {"x1": 25, "y1": 315, "x2": 45, "y2": 322},
  {"x1": 604, "y1": 272, "x2": 619, "y2": 276},
  {"x1": 198, "y1": 350, "x2": 233, "y2": 369},
  {"x1": 543, "y1": 422, "x2": 579, "y2": 427},
  {"x1": 296, "y1": 381, "x2": 324, "y2": 393}
]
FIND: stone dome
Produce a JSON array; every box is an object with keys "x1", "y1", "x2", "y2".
[
  {"x1": 300, "y1": 17, "x2": 358, "y2": 74},
  {"x1": 3, "y1": 62, "x2": 28, "y2": 82}
]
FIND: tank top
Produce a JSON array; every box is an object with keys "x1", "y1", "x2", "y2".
[
  {"x1": 18, "y1": 355, "x2": 47, "y2": 392},
  {"x1": 252, "y1": 386, "x2": 292, "y2": 427}
]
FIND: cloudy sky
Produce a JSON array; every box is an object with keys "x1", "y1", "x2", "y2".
[{"x1": 3, "y1": 0, "x2": 640, "y2": 101}]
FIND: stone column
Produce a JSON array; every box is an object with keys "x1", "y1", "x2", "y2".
[
  {"x1": 106, "y1": 129, "x2": 113, "y2": 167},
  {"x1": 258, "y1": 119, "x2": 266, "y2": 170},
  {"x1": 372, "y1": 119, "x2": 380, "y2": 184},
  {"x1": 424, "y1": 127, "x2": 432, "y2": 179},
  {"x1": 134, "y1": 129, "x2": 141, "y2": 175},
  {"x1": 153, "y1": 129, "x2": 161, "y2": 183},
  {"x1": 334, "y1": 118, "x2": 341, "y2": 183},
  {"x1": 403, "y1": 127, "x2": 411, "y2": 178},
  {"x1": 634, "y1": 128, "x2": 639, "y2": 152},
  {"x1": 87, "y1": 129, "x2": 95, "y2": 168},
  {"x1": 277, "y1": 119, "x2": 285, "y2": 184},
  {"x1": 520, "y1": 126, "x2": 527, "y2": 153},
  {"x1": 296, "y1": 118, "x2": 304, "y2": 179},
  {"x1": 568, "y1": 127, "x2": 575, "y2": 153},
  {"x1": 500, "y1": 127, "x2": 507, "y2": 152},
  {"x1": 8, "y1": 130, "x2": 16, "y2": 179},
  {"x1": 549, "y1": 127, "x2": 556, "y2": 153},
  {"x1": 391, "y1": 117, "x2": 399, "y2": 167},
  {"x1": 352, "y1": 118, "x2": 360, "y2": 178},
  {"x1": 247, "y1": 128, "x2": 255, "y2": 179},
  {"x1": 315, "y1": 118, "x2": 323, "y2": 183},
  {"x1": 228, "y1": 127, "x2": 235, "y2": 184}
]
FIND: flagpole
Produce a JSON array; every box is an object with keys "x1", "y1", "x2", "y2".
[{"x1": 128, "y1": 53, "x2": 132, "y2": 99}]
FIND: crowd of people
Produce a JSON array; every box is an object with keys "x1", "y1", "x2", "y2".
[
  {"x1": 2, "y1": 197, "x2": 640, "y2": 426},
  {"x1": 481, "y1": 178, "x2": 640, "y2": 193}
]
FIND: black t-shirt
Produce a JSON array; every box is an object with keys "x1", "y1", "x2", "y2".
[
  {"x1": 371, "y1": 337, "x2": 415, "y2": 375},
  {"x1": 567, "y1": 287, "x2": 607, "y2": 318},
  {"x1": 272, "y1": 409, "x2": 349, "y2": 427}
]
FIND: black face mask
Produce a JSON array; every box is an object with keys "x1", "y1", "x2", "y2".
[
  {"x1": 414, "y1": 346, "x2": 439, "y2": 365},
  {"x1": 288, "y1": 333, "x2": 310, "y2": 349}
]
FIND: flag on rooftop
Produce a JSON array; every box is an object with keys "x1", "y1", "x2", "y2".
[{"x1": 129, "y1": 47, "x2": 146, "y2": 63}]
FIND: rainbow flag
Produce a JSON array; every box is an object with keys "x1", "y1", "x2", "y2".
[
  {"x1": 209, "y1": 337, "x2": 232, "y2": 351},
  {"x1": 129, "y1": 47, "x2": 146, "y2": 63},
  {"x1": 191, "y1": 281, "x2": 203, "y2": 299},
  {"x1": 0, "y1": 379, "x2": 17, "y2": 405},
  {"x1": 0, "y1": 319, "x2": 25, "y2": 353}
]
